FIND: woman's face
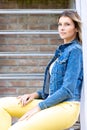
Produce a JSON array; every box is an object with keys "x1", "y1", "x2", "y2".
[{"x1": 58, "y1": 16, "x2": 77, "y2": 43}]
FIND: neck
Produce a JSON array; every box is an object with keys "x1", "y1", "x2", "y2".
[{"x1": 64, "y1": 36, "x2": 76, "y2": 44}]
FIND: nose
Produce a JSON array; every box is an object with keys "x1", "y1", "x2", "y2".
[
  {"x1": 60, "y1": 25, "x2": 65, "y2": 31},
  {"x1": 58, "y1": 24, "x2": 65, "y2": 31}
]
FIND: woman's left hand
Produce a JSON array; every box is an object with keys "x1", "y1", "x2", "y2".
[{"x1": 18, "y1": 105, "x2": 41, "y2": 121}]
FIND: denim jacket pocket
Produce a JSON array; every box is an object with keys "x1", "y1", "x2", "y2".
[
  {"x1": 54, "y1": 54, "x2": 69, "y2": 77},
  {"x1": 51, "y1": 56, "x2": 68, "y2": 80},
  {"x1": 58, "y1": 53, "x2": 69, "y2": 64}
]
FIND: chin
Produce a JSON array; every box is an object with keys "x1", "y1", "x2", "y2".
[{"x1": 60, "y1": 36, "x2": 66, "y2": 39}]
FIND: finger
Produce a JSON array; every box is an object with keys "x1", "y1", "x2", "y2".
[
  {"x1": 19, "y1": 114, "x2": 29, "y2": 121},
  {"x1": 18, "y1": 115, "x2": 26, "y2": 121},
  {"x1": 21, "y1": 98, "x2": 29, "y2": 106},
  {"x1": 17, "y1": 96, "x2": 26, "y2": 106},
  {"x1": 17, "y1": 98, "x2": 23, "y2": 105},
  {"x1": 28, "y1": 97, "x2": 33, "y2": 102},
  {"x1": 22, "y1": 97, "x2": 32, "y2": 106},
  {"x1": 17, "y1": 95, "x2": 22, "y2": 99}
]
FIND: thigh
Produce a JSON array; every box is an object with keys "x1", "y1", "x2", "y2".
[
  {"x1": 0, "y1": 97, "x2": 41, "y2": 117},
  {"x1": 0, "y1": 107, "x2": 11, "y2": 130},
  {"x1": 8, "y1": 102, "x2": 80, "y2": 130}
]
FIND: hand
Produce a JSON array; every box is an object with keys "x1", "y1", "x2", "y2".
[
  {"x1": 18, "y1": 105, "x2": 41, "y2": 121},
  {"x1": 17, "y1": 93, "x2": 39, "y2": 106}
]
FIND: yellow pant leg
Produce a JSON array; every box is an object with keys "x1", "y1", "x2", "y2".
[
  {"x1": 8, "y1": 102, "x2": 80, "y2": 130},
  {"x1": 0, "y1": 97, "x2": 41, "y2": 130},
  {"x1": 0, "y1": 107, "x2": 11, "y2": 130}
]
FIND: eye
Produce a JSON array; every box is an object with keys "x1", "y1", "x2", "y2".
[{"x1": 65, "y1": 23, "x2": 70, "y2": 26}]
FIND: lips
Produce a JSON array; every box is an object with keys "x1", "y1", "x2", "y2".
[
  {"x1": 60, "y1": 32, "x2": 66, "y2": 35},
  {"x1": 60, "y1": 32, "x2": 66, "y2": 36}
]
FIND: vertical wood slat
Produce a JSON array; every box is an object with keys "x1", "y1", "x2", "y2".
[
  {"x1": 80, "y1": 0, "x2": 87, "y2": 129},
  {"x1": 76, "y1": 0, "x2": 87, "y2": 129}
]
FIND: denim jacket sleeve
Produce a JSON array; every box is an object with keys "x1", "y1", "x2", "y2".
[
  {"x1": 38, "y1": 48, "x2": 83, "y2": 110},
  {"x1": 37, "y1": 89, "x2": 49, "y2": 99}
]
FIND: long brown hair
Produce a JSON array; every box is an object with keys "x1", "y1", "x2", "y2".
[{"x1": 58, "y1": 10, "x2": 82, "y2": 43}]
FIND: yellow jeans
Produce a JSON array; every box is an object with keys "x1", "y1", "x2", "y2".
[{"x1": 0, "y1": 97, "x2": 80, "y2": 130}]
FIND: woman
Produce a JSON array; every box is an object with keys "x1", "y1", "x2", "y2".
[{"x1": 0, "y1": 10, "x2": 83, "y2": 130}]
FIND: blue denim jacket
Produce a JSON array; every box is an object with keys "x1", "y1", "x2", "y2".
[{"x1": 37, "y1": 39, "x2": 83, "y2": 110}]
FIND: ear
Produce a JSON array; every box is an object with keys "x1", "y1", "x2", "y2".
[{"x1": 75, "y1": 28, "x2": 78, "y2": 32}]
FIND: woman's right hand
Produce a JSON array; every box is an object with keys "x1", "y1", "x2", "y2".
[{"x1": 17, "y1": 92, "x2": 39, "y2": 106}]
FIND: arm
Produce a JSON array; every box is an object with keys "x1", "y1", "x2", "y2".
[
  {"x1": 19, "y1": 105, "x2": 41, "y2": 121},
  {"x1": 38, "y1": 48, "x2": 83, "y2": 110}
]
